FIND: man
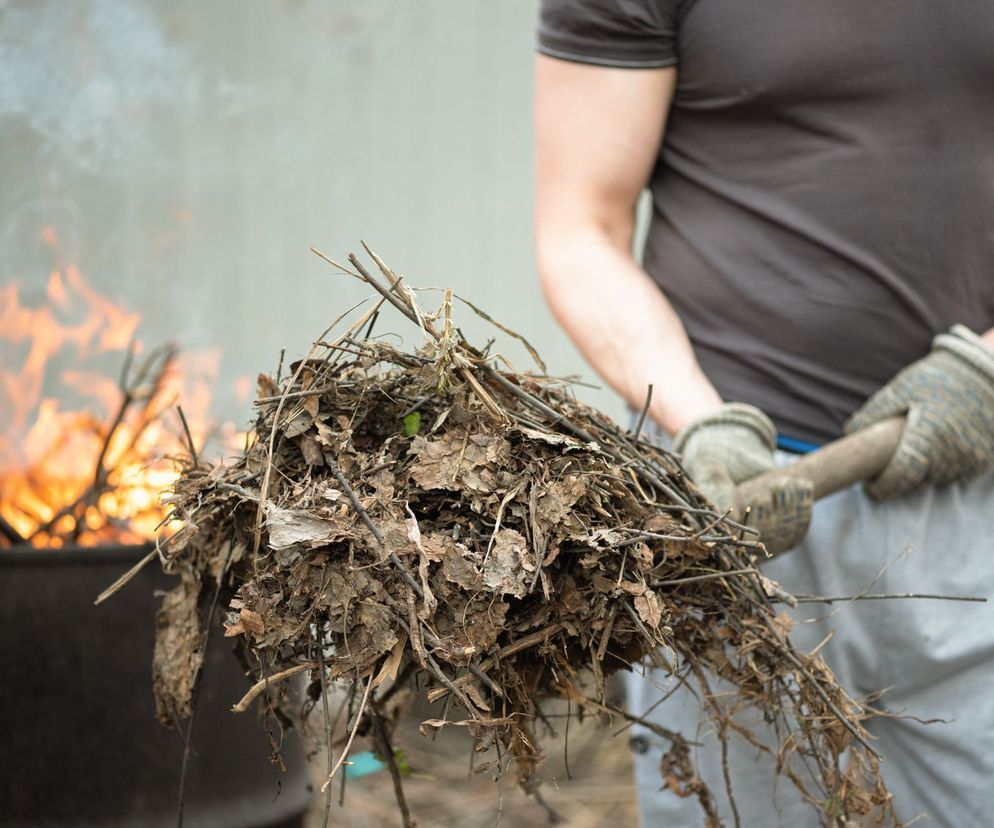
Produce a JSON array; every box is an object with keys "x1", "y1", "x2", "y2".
[{"x1": 533, "y1": 1, "x2": 994, "y2": 825}]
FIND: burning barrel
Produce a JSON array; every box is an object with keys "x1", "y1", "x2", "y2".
[
  {"x1": 0, "y1": 543, "x2": 313, "y2": 827},
  {"x1": 0, "y1": 267, "x2": 312, "y2": 825}
]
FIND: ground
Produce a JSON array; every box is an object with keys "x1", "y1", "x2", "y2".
[{"x1": 303, "y1": 689, "x2": 640, "y2": 828}]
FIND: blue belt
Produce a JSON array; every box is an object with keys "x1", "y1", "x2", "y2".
[{"x1": 776, "y1": 434, "x2": 821, "y2": 454}]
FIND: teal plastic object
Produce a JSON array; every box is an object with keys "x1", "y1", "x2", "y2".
[{"x1": 345, "y1": 751, "x2": 387, "y2": 779}]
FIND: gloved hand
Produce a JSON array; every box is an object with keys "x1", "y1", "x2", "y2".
[
  {"x1": 844, "y1": 324, "x2": 994, "y2": 500},
  {"x1": 674, "y1": 402, "x2": 813, "y2": 553}
]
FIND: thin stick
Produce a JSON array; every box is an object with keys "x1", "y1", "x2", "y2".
[
  {"x1": 0, "y1": 513, "x2": 25, "y2": 545},
  {"x1": 337, "y1": 249, "x2": 508, "y2": 421},
  {"x1": 654, "y1": 568, "x2": 758, "y2": 587},
  {"x1": 522, "y1": 775, "x2": 563, "y2": 824},
  {"x1": 528, "y1": 537, "x2": 549, "y2": 594},
  {"x1": 468, "y1": 664, "x2": 505, "y2": 698},
  {"x1": 621, "y1": 601, "x2": 671, "y2": 671},
  {"x1": 426, "y1": 623, "x2": 564, "y2": 703},
  {"x1": 423, "y1": 648, "x2": 482, "y2": 717},
  {"x1": 771, "y1": 622, "x2": 880, "y2": 760},
  {"x1": 254, "y1": 387, "x2": 330, "y2": 405},
  {"x1": 176, "y1": 405, "x2": 199, "y2": 466},
  {"x1": 561, "y1": 682, "x2": 686, "y2": 744},
  {"x1": 309, "y1": 247, "x2": 417, "y2": 327},
  {"x1": 329, "y1": 462, "x2": 423, "y2": 598},
  {"x1": 94, "y1": 345, "x2": 174, "y2": 492},
  {"x1": 232, "y1": 662, "x2": 316, "y2": 713},
  {"x1": 452, "y1": 292, "x2": 547, "y2": 372},
  {"x1": 251, "y1": 298, "x2": 382, "y2": 561},
  {"x1": 318, "y1": 255, "x2": 703, "y2": 528},
  {"x1": 371, "y1": 712, "x2": 413, "y2": 828},
  {"x1": 720, "y1": 722, "x2": 741, "y2": 828},
  {"x1": 690, "y1": 508, "x2": 734, "y2": 541},
  {"x1": 610, "y1": 668, "x2": 692, "y2": 738},
  {"x1": 792, "y1": 592, "x2": 986, "y2": 604},
  {"x1": 362, "y1": 308, "x2": 381, "y2": 341},
  {"x1": 320, "y1": 674, "x2": 374, "y2": 793},
  {"x1": 632, "y1": 384, "x2": 653, "y2": 442},
  {"x1": 399, "y1": 394, "x2": 435, "y2": 418},
  {"x1": 94, "y1": 544, "x2": 160, "y2": 605},
  {"x1": 317, "y1": 620, "x2": 334, "y2": 828},
  {"x1": 30, "y1": 345, "x2": 176, "y2": 542},
  {"x1": 580, "y1": 408, "x2": 698, "y2": 517},
  {"x1": 563, "y1": 693, "x2": 573, "y2": 781}
]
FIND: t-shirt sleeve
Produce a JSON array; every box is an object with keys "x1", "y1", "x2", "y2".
[{"x1": 537, "y1": 0, "x2": 682, "y2": 68}]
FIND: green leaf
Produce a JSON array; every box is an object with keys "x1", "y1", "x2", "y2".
[
  {"x1": 824, "y1": 794, "x2": 843, "y2": 818},
  {"x1": 394, "y1": 748, "x2": 412, "y2": 777},
  {"x1": 402, "y1": 411, "x2": 421, "y2": 437}
]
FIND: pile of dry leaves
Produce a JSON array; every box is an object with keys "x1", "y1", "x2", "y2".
[{"x1": 154, "y1": 246, "x2": 894, "y2": 827}]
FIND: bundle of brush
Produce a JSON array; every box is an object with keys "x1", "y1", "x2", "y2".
[{"x1": 156, "y1": 246, "x2": 893, "y2": 827}]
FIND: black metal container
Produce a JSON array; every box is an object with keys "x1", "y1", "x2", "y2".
[{"x1": 0, "y1": 544, "x2": 313, "y2": 827}]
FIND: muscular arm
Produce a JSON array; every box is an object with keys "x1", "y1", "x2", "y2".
[{"x1": 534, "y1": 55, "x2": 721, "y2": 436}]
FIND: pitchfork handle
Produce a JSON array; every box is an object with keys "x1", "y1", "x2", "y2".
[{"x1": 734, "y1": 416, "x2": 905, "y2": 509}]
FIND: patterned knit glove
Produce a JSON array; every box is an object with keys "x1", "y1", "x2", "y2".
[
  {"x1": 844, "y1": 324, "x2": 994, "y2": 501},
  {"x1": 674, "y1": 403, "x2": 813, "y2": 552}
]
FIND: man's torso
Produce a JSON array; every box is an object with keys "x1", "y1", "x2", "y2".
[{"x1": 541, "y1": 0, "x2": 994, "y2": 443}]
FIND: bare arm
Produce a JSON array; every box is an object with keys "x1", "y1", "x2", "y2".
[{"x1": 534, "y1": 55, "x2": 721, "y2": 436}]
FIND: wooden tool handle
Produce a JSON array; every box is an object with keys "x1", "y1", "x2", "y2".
[{"x1": 734, "y1": 416, "x2": 904, "y2": 508}]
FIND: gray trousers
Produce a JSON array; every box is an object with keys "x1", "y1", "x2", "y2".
[{"x1": 626, "y1": 444, "x2": 994, "y2": 827}]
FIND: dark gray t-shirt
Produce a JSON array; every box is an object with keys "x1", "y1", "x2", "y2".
[{"x1": 538, "y1": 0, "x2": 994, "y2": 444}]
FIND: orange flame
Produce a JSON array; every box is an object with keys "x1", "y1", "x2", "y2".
[{"x1": 0, "y1": 257, "x2": 240, "y2": 548}]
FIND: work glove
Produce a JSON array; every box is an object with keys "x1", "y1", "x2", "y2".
[
  {"x1": 844, "y1": 324, "x2": 994, "y2": 501},
  {"x1": 673, "y1": 402, "x2": 813, "y2": 554}
]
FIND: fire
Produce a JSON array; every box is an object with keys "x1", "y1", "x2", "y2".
[{"x1": 1, "y1": 246, "x2": 241, "y2": 548}]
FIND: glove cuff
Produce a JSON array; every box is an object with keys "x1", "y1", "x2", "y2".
[
  {"x1": 933, "y1": 324, "x2": 994, "y2": 384},
  {"x1": 673, "y1": 402, "x2": 777, "y2": 456}
]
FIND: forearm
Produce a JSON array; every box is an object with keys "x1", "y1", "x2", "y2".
[
  {"x1": 982, "y1": 326, "x2": 994, "y2": 350},
  {"x1": 538, "y1": 228, "x2": 722, "y2": 435},
  {"x1": 534, "y1": 58, "x2": 719, "y2": 434}
]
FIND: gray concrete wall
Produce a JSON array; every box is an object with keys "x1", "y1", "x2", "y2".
[{"x1": 0, "y1": 0, "x2": 625, "y2": 432}]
